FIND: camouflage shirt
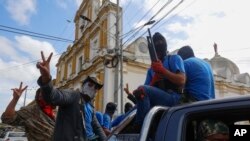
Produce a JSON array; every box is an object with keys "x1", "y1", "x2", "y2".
[{"x1": 1, "y1": 101, "x2": 55, "y2": 141}]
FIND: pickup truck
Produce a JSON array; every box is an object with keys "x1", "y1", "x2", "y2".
[{"x1": 106, "y1": 95, "x2": 250, "y2": 141}]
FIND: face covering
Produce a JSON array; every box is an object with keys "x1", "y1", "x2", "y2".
[
  {"x1": 82, "y1": 82, "x2": 97, "y2": 99},
  {"x1": 155, "y1": 43, "x2": 167, "y2": 60},
  {"x1": 37, "y1": 99, "x2": 55, "y2": 120}
]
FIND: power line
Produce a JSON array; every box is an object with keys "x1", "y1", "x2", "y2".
[
  {"x1": 154, "y1": 0, "x2": 197, "y2": 31},
  {"x1": 122, "y1": 0, "x2": 175, "y2": 47},
  {"x1": 0, "y1": 25, "x2": 74, "y2": 43},
  {"x1": 0, "y1": 24, "x2": 74, "y2": 42},
  {"x1": 0, "y1": 28, "x2": 73, "y2": 43},
  {"x1": 139, "y1": 0, "x2": 184, "y2": 38},
  {"x1": 123, "y1": 2, "x2": 148, "y2": 28},
  {"x1": 0, "y1": 53, "x2": 63, "y2": 72},
  {"x1": 121, "y1": 0, "x2": 161, "y2": 39},
  {"x1": 122, "y1": 0, "x2": 133, "y2": 14}
]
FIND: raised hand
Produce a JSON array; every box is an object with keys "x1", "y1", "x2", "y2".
[
  {"x1": 124, "y1": 83, "x2": 132, "y2": 95},
  {"x1": 36, "y1": 51, "x2": 53, "y2": 83},
  {"x1": 11, "y1": 82, "x2": 28, "y2": 100}
]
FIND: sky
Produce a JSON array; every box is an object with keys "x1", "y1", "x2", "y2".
[{"x1": 0, "y1": 0, "x2": 250, "y2": 119}]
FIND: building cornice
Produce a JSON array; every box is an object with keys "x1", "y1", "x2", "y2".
[{"x1": 57, "y1": 56, "x2": 104, "y2": 88}]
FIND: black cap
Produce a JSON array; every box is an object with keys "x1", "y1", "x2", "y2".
[{"x1": 82, "y1": 76, "x2": 103, "y2": 90}]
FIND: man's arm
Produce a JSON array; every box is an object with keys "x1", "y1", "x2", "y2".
[
  {"x1": 36, "y1": 51, "x2": 78, "y2": 106},
  {"x1": 37, "y1": 76, "x2": 79, "y2": 106},
  {"x1": 102, "y1": 114, "x2": 111, "y2": 136},
  {"x1": 92, "y1": 113, "x2": 106, "y2": 140},
  {"x1": 124, "y1": 83, "x2": 136, "y2": 104},
  {"x1": 151, "y1": 57, "x2": 186, "y2": 87},
  {"x1": 1, "y1": 82, "x2": 27, "y2": 122}
]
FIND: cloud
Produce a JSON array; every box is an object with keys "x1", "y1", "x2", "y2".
[
  {"x1": 15, "y1": 36, "x2": 57, "y2": 60},
  {"x1": 0, "y1": 35, "x2": 58, "y2": 117},
  {"x1": 0, "y1": 36, "x2": 26, "y2": 61},
  {"x1": 56, "y1": 0, "x2": 83, "y2": 9},
  {"x1": 133, "y1": 0, "x2": 250, "y2": 74},
  {"x1": 6, "y1": 0, "x2": 37, "y2": 25},
  {"x1": 55, "y1": 0, "x2": 68, "y2": 9},
  {"x1": 0, "y1": 35, "x2": 58, "y2": 80},
  {"x1": 164, "y1": 0, "x2": 250, "y2": 74}
]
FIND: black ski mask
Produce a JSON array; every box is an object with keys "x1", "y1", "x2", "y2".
[{"x1": 153, "y1": 32, "x2": 167, "y2": 61}]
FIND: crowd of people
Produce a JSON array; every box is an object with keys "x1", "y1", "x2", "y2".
[{"x1": 1, "y1": 31, "x2": 225, "y2": 141}]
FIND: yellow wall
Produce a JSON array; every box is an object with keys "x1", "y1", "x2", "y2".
[
  {"x1": 94, "y1": 72, "x2": 104, "y2": 111},
  {"x1": 100, "y1": 19, "x2": 107, "y2": 48}
]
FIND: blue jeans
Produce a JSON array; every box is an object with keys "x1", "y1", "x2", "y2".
[{"x1": 135, "y1": 85, "x2": 181, "y2": 125}]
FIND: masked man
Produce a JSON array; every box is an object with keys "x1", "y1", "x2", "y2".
[
  {"x1": 36, "y1": 52, "x2": 106, "y2": 141},
  {"x1": 131, "y1": 32, "x2": 186, "y2": 132}
]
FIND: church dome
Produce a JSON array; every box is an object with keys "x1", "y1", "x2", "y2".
[
  {"x1": 208, "y1": 43, "x2": 240, "y2": 80},
  {"x1": 209, "y1": 54, "x2": 240, "y2": 76}
]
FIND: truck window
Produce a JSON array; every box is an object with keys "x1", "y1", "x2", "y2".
[{"x1": 184, "y1": 107, "x2": 250, "y2": 141}]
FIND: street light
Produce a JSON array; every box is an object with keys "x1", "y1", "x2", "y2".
[
  {"x1": 121, "y1": 20, "x2": 155, "y2": 47},
  {"x1": 120, "y1": 20, "x2": 155, "y2": 39}
]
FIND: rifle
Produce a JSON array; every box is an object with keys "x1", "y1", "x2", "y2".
[{"x1": 146, "y1": 28, "x2": 158, "y2": 62}]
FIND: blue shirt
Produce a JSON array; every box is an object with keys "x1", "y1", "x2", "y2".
[
  {"x1": 144, "y1": 55, "x2": 185, "y2": 85},
  {"x1": 111, "y1": 114, "x2": 125, "y2": 127},
  {"x1": 84, "y1": 103, "x2": 95, "y2": 138},
  {"x1": 111, "y1": 106, "x2": 136, "y2": 127},
  {"x1": 103, "y1": 113, "x2": 111, "y2": 130},
  {"x1": 95, "y1": 111, "x2": 103, "y2": 126},
  {"x1": 184, "y1": 57, "x2": 215, "y2": 100}
]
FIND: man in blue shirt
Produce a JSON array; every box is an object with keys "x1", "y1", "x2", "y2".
[
  {"x1": 111, "y1": 102, "x2": 133, "y2": 127},
  {"x1": 177, "y1": 45, "x2": 215, "y2": 101},
  {"x1": 131, "y1": 32, "x2": 186, "y2": 131},
  {"x1": 102, "y1": 102, "x2": 117, "y2": 136}
]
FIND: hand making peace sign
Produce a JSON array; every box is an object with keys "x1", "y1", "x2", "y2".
[
  {"x1": 36, "y1": 51, "x2": 53, "y2": 84},
  {"x1": 124, "y1": 83, "x2": 132, "y2": 95},
  {"x1": 11, "y1": 82, "x2": 28, "y2": 100}
]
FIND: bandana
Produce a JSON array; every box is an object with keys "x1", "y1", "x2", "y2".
[{"x1": 38, "y1": 99, "x2": 55, "y2": 120}]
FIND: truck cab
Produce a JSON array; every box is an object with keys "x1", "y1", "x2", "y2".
[{"x1": 107, "y1": 95, "x2": 250, "y2": 141}]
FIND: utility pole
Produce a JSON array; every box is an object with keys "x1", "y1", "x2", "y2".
[
  {"x1": 120, "y1": 37, "x2": 124, "y2": 113},
  {"x1": 23, "y1": 89, "x2": 27, "y2": 107},
  {"x1": 114, "y1": 0, "x2": 120, "y2": 112}
]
